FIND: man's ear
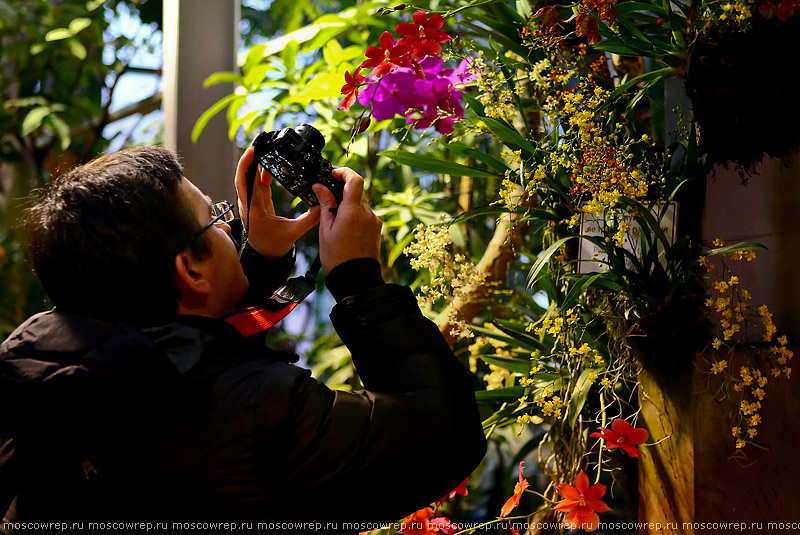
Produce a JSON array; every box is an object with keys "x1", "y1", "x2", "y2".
[{"x1": 174, "y1": 252, "x2": 211, "y2": 309}]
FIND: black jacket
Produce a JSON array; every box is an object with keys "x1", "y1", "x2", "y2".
[{"x1": 0, "y1": 255, "x2": 486, "y2": 533}]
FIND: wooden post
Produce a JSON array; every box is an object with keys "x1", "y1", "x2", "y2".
[
  {"x1": 162, "y1": 0, "x2": 240, "y2": 202},
  {"x1": 638, "y1": 151, "x2": 800, "y2": 533}
]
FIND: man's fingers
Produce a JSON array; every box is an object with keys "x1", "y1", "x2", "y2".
[
  {"x1": 332, "y1": 167, "x2": 364, "y2": 206},
  {"x1": 312, "y1": 184, "x2": 337, "y2": 227},
  {"x1": 289, "y1": 206, "x2": 321, "y2": 236}
]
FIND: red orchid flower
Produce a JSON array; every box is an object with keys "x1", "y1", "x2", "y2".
[
  {"x1": 395, "y1": 10, "x2": 453, "y2": 62},
  {"x1": 338, "y1": 67, "x2": 366, "y2": 111},
  {"x1": 361, "y1": 31, "x2": 412, "y2": 77},
  {"x1": 553, "y1": 470, "x2": 612, "y2": 532},
  {"x1": 590, "y1": 418, "x2": 649, "y2": 459},
  {"x1": 500, "y1": 461, "x2": 530, "y2": 517},
  {"x1": 434, "y1": 477, "x2": 469, "y2": 505}
]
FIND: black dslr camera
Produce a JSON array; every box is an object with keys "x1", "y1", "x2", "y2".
[{"x1": 250, "y1": 124, "x2": 344, "y2": 207}]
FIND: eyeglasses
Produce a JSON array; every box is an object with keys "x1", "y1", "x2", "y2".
[{"x1": 191, "y1": 200, "x2": 234, "y2": 241}]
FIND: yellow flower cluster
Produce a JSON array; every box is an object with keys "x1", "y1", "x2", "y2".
[
  {"x1": 550, "y1": 85, "x2": 655, "y2": 229},
  {"x1": 758, "y1": 304, "x2": 777, "y2": 342},
  {"x1": 533, "y1": 387, "x2": 564, "y2": 418},
  {"x1": 405, "y1": 224, "x2": 486, "y2": 338},
  {"x1": 705, "y1": 244, "x2": 793, "y2": 451},
  {"x1": 484, "y1": 364, "x2": 511, "y2": 390},
  {"x1": 717, "y1": 0, "x2": 754, "y2": 23}
]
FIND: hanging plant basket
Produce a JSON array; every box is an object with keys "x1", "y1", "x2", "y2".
[{"x1": 683, "y1": 14, "x2": 800, "y2": 174}]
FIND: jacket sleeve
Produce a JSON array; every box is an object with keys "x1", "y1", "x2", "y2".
[{"x1": 252, "y1": 284, "x2": 486, "y2": 524}]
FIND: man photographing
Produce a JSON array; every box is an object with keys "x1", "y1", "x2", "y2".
[{"x1": 0, "y1": 142, "x2": 486, "y2": 531}]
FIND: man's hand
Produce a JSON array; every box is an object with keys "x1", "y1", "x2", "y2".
[
  {"x1": 235, "y1": 144, "x2": 320, "y2": 258},
  {"x1": 313, "y1": 168, "x2": 382, "y2": 274}
]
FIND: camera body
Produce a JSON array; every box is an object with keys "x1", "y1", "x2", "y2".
[{"x1": 251, "y1": 124, "x2": 344, "y2": 207}]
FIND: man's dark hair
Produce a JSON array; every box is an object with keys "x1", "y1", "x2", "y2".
[{"x1": 25, "y1": 146, "x2": 211, "y2": 325}]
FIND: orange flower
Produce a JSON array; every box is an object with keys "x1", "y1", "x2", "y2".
[
  {"x1": 500, "y1": 462, "x2": 530, "y2": 517},
  {"x1": 434, "y1": 477, "x2": 469, "y2": 505},
  {"x1": 398, "y1": 508, "x2": 458, "y2": 535},
  {"x1": 589, "y1": 418, "x2": 649, "y2": 459},
  {"x1": 553, "y1": 470, "x2": 612, "y2": 532}
]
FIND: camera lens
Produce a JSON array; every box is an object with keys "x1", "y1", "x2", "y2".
[{"x1": 294, "y1": 124, "x2": 325, "y2": 152}]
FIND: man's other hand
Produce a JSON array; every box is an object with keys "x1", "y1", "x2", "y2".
[
  {"x1": 313, "y1": 168, "x2": 382, "y2": 274},
  {"x1": 235, "y1": 143, "x2": 320, "y2": 258}
]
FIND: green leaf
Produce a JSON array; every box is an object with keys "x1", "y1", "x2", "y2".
[
  {"x1": 243, "y1": 44, "x2": 267, "y2": 72},
  {"x1": 475, "y1": 386, "x2": 527, "y2": 403},
  {"x1": 321, "y1": 39, "x2": 341, "y2": 68},
  {"x1": 480, "y1": 355, "x2": 531, "y2": 375},
  {"x1": 226, "y1": 96, "x2": 247, "y2": 139},
  {"x1": 516, "y1": 0, "x2": 533, "y2": 18},
  {"x1": 204, "y1": 71, "x2": 242, "y2": 87},
  {"x1": 567, "y1": 368, "x2": 599, "y2": 427},
  {"x1": 30, "y1": 42, "x2": 46, "y2": 55},
  {"x1": 462, "y1": 93, "x2": 485, "y2": 117},
  {"x1": 243, "y1": 63, "x2": 272, "y2": 91},
  {"x1": 526, "y1": 236, "x2": 578, "y2": 288},
  {"x1": 283, "y1": 39, "x2": 301, "y2": 69},
  {"x1": 192, "y1": 94, "x2": 239, "y2": 143},
  {"x1": 703, "y1": 242, "x2": 768, "y2": 257},
  {"x1": 68, "y1": 38, "x2": 87, "y2": 60},
  {"x1": 605, "y1": 67, "x2": 676, "y2": 107},
  {"x1": 21, "y1": 106, "x2": 51, "y2": 136},
  {"x1": 481, "y1": 117, "x2": 536, "y2": 154},
  {"x1": 615, "y1": 1, "x2": 666, "y2": 15},
  {"x1": 68, "y1": 18, "x2": 92, "y2": 35},
  {"x1": 388, "y1": 231, "x2": 415, "y2": 268},
  {"x1": 561, "y1": 274, "x2": 601, "y2": 310},
  {"x1": 378, "y1": 150, "x2": 501, "y2": 178},
  {"x1": 443, "y1": 143, "x2": 510, "y2": 173},
  {"x1": 492, "y1": 319, "x2": 548, "y2": 352},
  {"x1": 48, "y1": 114, "x2": 71, "y2": 151},
  {"x1": 45, "y1": 28, "x2": 73, "y2": 41}
]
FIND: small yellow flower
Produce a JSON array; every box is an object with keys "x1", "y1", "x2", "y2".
[
  {"x1": 710, "y1": 360, "x2": 727, "y2": 374},
  {"x1": 712, "y1": 338, "x2": 722, "y2": 350}
]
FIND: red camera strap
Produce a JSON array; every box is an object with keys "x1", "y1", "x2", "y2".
[{"x1": 223, "y1": 302, "x2": 299, "y2": 337}]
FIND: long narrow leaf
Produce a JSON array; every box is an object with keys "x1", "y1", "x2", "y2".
[
  {"x1": 482, "y1": 117, "x2": 537, "y2": 154},
  {"x1": 526, "y1": 236, "x2": 578, "y2": 288},
  {"x1": 378, "y1": 150, "x2": 500, "y2": 178}
]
